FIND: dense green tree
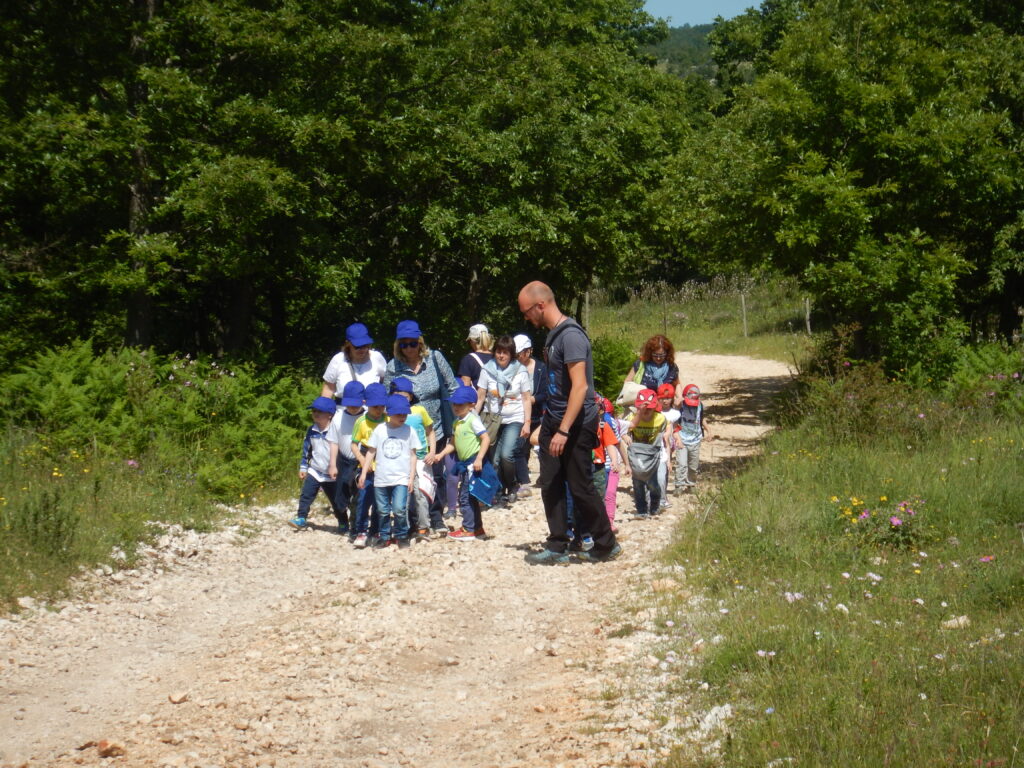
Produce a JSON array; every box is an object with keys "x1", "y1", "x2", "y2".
[
  {"x1": 0, "y1": 0, "x2": 692, "y2": 366},
  {"x1": 657, "y1": 0, "x2": 1024, "y2": 375}
]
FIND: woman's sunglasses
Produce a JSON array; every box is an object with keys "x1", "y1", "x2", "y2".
[{"x1": 399, "y1": 340, "x2": 420, "y2": 349}]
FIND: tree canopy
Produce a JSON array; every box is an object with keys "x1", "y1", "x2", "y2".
[
  {"x1": 656, "y1": 0, "x2": 1024, "y2": 374},
  {"x1": 0, "y1": 0, "x2": 693, "y2": 365}
]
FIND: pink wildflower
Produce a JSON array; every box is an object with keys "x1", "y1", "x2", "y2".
[{"x1": 890, "y1": 516, "x2": 902, "y2": 526}]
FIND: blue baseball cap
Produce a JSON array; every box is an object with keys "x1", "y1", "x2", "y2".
[
  {"x1": 390, "y1": 376, "x2": 413, "y2": 393},
  {"x1": 395, "y1": 319, "x2": 422, "y2": 340},
  {"x1": 450, "y1": 385, "x2": 478, "y2": 405},
  {"x1": 363, "y1": 382, "x2": 388, "y2": 407},
  {"x1": 386, "y1": 394, "x2": 411, "y2": 415},
  {"x1": 345, "y1": 322, "x2": 373, "y2": 347},
  {"x1": 340, "y1": 380, "x2": 365, "y2": 407},
  {"x1": 308, "y1": 396, "x2": 338, "y2": 415}
]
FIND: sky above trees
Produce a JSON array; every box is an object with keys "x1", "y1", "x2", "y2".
[{"x1": 643, "y1": 0, "x2": 752, "y2": 26}]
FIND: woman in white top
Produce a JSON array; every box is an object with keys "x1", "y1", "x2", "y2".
[
  {"x1": 320, "y1": 322, "x2": 388, "y2": 400},
  {"x1": 476, "y1": 335, "x2": 532, "y2": 506}
]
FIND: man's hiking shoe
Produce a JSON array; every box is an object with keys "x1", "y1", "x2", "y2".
[
  {"x1": 574, "y1": 543, "x2": 623, "y2": 563},
  {"x1": 525, "y1": 548, "x2": 570, "y2": 566},
  {"x1": 353, "y1": 533, "x2": 368, "y2": 549},
  {"x1": 288, "y1": 517, "x2": 308, "y2": 530},
  {"x1": 447, "y1": 527, "x2": 477, "y2": 542}
]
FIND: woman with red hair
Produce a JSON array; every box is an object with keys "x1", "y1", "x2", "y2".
[{"x1": 623, "y1": 334, "x2": 682, "y2": 407}]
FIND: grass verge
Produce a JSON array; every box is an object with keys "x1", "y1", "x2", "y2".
[
  {"x1": 658, "y1": 368, "x2": 1024, "y2": 767},
  {"x1": 589, "y1": 275, "x2": 814, "y2": 364}
]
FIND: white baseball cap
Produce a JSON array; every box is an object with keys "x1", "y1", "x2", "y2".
[{"x1": 514, "y1": 334, "x2": 532, "y2": 353}]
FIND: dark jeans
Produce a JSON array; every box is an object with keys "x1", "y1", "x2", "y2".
[
  {"x1": 354, "y1": 472, "x2": 377, "y2": 536},
  {"x1": 538, "y1": 410, "x2": 616, "y2": 554},
  {"x1": 333, "y1": 454, "x2": 359, "y2": 529},
  {"x1": 297, "y1": 474, "x2": 339, "y2": 519},
  {"x1": 454, "y1": 459, "x2": 483, "y2": 531},
  {"x1": 428, "y1": 436, "x2": 450, "y2": 528}
]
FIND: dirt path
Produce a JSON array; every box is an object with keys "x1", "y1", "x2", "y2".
[{"x1": 0, "y1": 353, "x2": 792, "y2": 768}]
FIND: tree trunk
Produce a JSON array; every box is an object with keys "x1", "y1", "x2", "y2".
[
  {"x1": 124, "y1": 0, "x2": 159, "y2": 347},
  {"x1": 225, "y1": 275, "x2": 256, "y2": 354}
]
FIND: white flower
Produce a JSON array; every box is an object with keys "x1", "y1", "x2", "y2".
[{"x1": 835, "y1": 603, "x2": 850, "y2": 615}]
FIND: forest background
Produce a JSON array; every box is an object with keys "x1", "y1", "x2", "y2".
[{"x1": 4, "y1": 0, "x2": 1021, "y2": 374}]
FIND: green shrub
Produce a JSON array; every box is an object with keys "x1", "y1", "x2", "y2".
[
  {"x1": 591, "y1": 334, "x2": 637, "y2": 399},
  {"x1": 944, "y1": 342, "x2": 1024, "y2": 418},
  {"x1": 1, "y1": 339, "x2": 315, "y2": 500}
]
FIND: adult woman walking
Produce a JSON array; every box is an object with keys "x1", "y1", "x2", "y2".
[
  {"x1": 457, "y1": 323, "x2": 494, "y2": 386},
  {"x1": 623, "y1": 334, "x2": 682, "y2": 407},
  {"x1": 320, "y1": 322, "x2": 387, "y2": 399},
  {"x1": 512, "y1": 333, "x2": 547, "y2": 499},
  {"x1": 384, "y1": 320, "x2": 459, "y2": 531},
  {"x1": 476, "y1": 334, "x2": 532, "y2": 507}
]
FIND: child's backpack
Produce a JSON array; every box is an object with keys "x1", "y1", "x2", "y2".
[{"x1": 627, "y1": 442, "x2": 661, "y2": 483}]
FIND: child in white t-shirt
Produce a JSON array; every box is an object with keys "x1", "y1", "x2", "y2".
[
  {"x1": 327, "y1": 380, "x2": 366, "y2": 536},
  {"x1": 358, "y1": 394, "x2": 421, "y2": 549}
]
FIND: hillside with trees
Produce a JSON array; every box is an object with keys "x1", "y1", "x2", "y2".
[{"x1": 642, "y1": 24, "x2": 716, "y2": 81}]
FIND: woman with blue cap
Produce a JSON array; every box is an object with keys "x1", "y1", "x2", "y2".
[
  {"x1": 320, "y1": 322, "x2": 387, "y2": 401},
  {"x1": 384, "y1": 319, "x2": 459, "y2": 532}
]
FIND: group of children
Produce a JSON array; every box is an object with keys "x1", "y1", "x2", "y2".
[
  {"x1": 292, "y1": 362, "x2": 710, "y2": 551},
  {"x1": 292, "y1": 378, "x2": 493, "y2": 548},
  {"x1": 625, "y1": 382, "x2": 710, "y2": 518}
]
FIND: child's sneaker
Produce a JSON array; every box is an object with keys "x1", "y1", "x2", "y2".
[
  {"x1": 353, "y1": 533, "x2": 368, "y2": 548},
  {"x1": 397, "y1": 537, "x2": 411, "y2": 549},
  {"x1": 447, "y1": 527, "x2": 477, "y2": 542},
  {"x1": 473, "y1": 528, "x2": 488, "y2": 541},
  {"x1": 336, "y1": 524, "x2": 350, "y2": 536},
  {"x1": 288, "y1": 517, "x2": 308, "y2": 530},
  {"x1": 517, "y1": 487, "x2": 533, "y2": 499},
  {"x1": 373, "y1": 537, "x2": 393, "y2": 549},
  {"x1": 581, "y1": 534, "x2": 594, "y2": 551},
  {"x1": 415, "y1": 528, "x2": 429, "y2": 542}
]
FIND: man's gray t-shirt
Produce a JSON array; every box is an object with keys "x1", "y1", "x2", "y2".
[{"x1": 544, "y1": 319, "x2": 597, "y2": 423}]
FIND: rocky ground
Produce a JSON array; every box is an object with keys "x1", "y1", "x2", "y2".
[{"x1": 0, "y1": 354, "x2": 792, "y2": 768}]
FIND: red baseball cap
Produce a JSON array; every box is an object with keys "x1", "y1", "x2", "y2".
[
  {"x1": 682, "y1": 384, "x2": 701, "y2": 406},
  {"x1": 656, "y1": 383, "x2": 675, "y2": 399},
  {"x1": 634, "y1": 389, "x2": 661, "y2": 412}
]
